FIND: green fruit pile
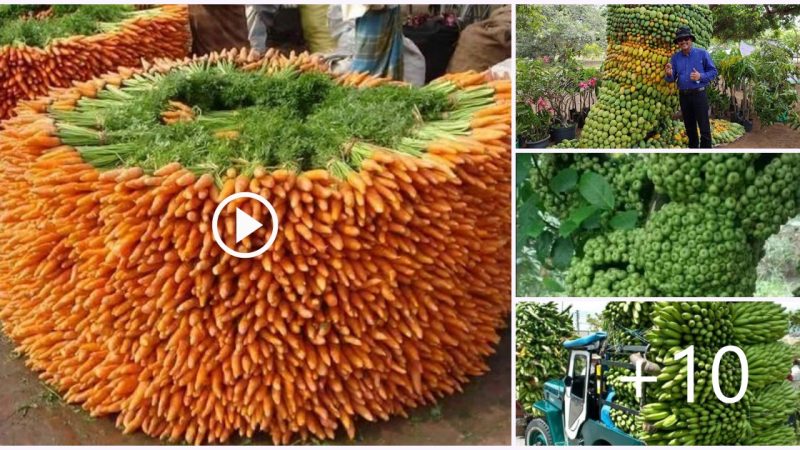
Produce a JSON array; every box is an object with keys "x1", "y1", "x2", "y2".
[
  {"x1": 641, "y1": 399, "x2": 749, "y2": 445},
  {"x1": 524, "y1": 153, "x2": 800, "y2": 297},
  {"x1": 744, "y1": 343, "x2": 797, "y2": 391},
  {"x1": 672, "y1": 119, "x2": 746, "y2": 147},
  {"x1": 529, "y1": 154, "x2": 649, "y2": 221},
  {"x1": 577, "y1": 5, "x2": 713, "y2": 148},
  {"x1": 602, "y1": 302, "x2": 655, "y2": 435},
  {"x1": 515, "y1": 302, "x2": 575, "y2": 414},
  {"x1": 602, "y1": 301, "x2": 794, "y2": 445},
  {"x1": 744, "y1": 382, "x2": 799, "y2": 445},
  {"x1": 731, "y1": 302, "x2": 790, "y2": 344},
  {"x1": 646, "y1": 153, "x2": 800, "y2": 240},
  {"x1": 566, "y1": 230, "x2": 656, "y2": 297},
  {"x1": 633, "y1": 203, "x2": 756, "y2": 296}
]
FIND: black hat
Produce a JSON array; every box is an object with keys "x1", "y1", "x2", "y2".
[{"x1": 674, "y1": 26, "x2": 695, "y2": 44}]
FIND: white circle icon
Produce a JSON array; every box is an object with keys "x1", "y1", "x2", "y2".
[{"x1": 212, "y1": 192, "x2": 279, "y2": 259}]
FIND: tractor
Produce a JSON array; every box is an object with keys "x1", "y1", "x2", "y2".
[{"x1": 524, "y1": 331, "x2": 653, "y2": 446}]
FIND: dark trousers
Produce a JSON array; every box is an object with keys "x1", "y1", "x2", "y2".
[{"x1": 679, "y1": 90, "x2": 712, "y2": 149}]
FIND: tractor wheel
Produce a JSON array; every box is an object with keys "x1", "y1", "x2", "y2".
[{"x1": 525, "y1": 418, "x2": 554, "y2": 446}]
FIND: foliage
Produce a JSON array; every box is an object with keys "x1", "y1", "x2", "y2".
[
  {"x1": 790, "y1": 310, "x2": 800, "y2": 327},
  {"x1": 715, "y1": 49, "x2": 756, "y2": 121},
  {"x1": 515, "y1": 4, "x2": 606, "y2": 60},
  {"x1": 516, "y1": 57, "x2": 586, "y2": 127},
  {"x1": 711, "y1": 42, "x2": 800, "y2": 127},
  {"x1": 515, "y1": 154, "x2": 646, "y2": 296},
  {"x1": 756, "y1": 216, "x2": 800, "y2": 297},
  {"x1": 517, "y1": 154, "x2": 800, "y2": 297},
  {"x1": 0, "y1": 5, "x2": 134, "y2": 47},
  {"x1": 712, "y1": 5, "x2": 800, "y2": 42},
  {"x1": 774, "y1": 28, "x2": 800, "y2": 55},
  {"x1": 515, "y1": 103, "x2": 551, "y2": 142},
  {"x1": 515, "y1": 302, "x2": 574, "y2": 414},
  {"x1": 751, "y1": 42, "x2": 800, "y2": 128}
]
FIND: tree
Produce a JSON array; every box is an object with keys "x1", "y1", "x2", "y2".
[
  {"x1": 586, "y1": 313, "x2": 604, "y2": 332},
  {"x1": 516, "y1": 5, "x2": 607, "y2": 60},
  {"x1": 712, "y1": 5, "x2": 800, "y2": 42}
]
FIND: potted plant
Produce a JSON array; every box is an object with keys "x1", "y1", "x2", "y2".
[
  {"x1": 717, "y1": 50, "x2": 756, "y2": 131},
  {"x1": 751, "y1": 42, "x2": 800, "y2": 130},
  {"x1": 516, "y1": 56, "x2": 581, "y2": 143},
  {"x1": 575, "y1": 70, "x2": 599, "y2": 127},
  {"x1": 540, "y1": 56, "x2": 582, "y2": 143},
  {"x1": 516, "y1": 102, "x2": 552, "y2": 148}
]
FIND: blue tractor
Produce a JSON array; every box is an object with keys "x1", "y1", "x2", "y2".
[{"x1": 524, "y1": 332, "x2": 650, "y2": 446}]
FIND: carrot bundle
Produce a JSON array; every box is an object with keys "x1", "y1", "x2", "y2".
[
  {"x1": 0, "y1": 5, "x2": 189, "y2": 121},
  {"x1": 0, "y1": 50, "x2": 511, "y2": 444}
]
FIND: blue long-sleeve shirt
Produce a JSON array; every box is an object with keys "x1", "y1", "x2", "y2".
[{"x1": 664, "y1": 47, "x2": 718, "y2": 91}]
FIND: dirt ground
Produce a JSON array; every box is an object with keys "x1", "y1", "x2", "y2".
[
  {"x1": 719, "y1": 120, "x2": 800, "y2": 148},
  {"x1": 0, "y1": 326, "x2": 511, "y2": 445}
]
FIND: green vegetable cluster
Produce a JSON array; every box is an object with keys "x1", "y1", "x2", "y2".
[
  {"x1": 0, "y1": 5, "x2": 134, "y2": 47},
  {"x1": 515, "y1": 302, "x2": 574, "y2": 414},
  {"x1": 602, "y1": 301, "x2": 795, "y2": 445},
  {"x1": 523, "y1": 153, "x2": 800, "y2": 297}
]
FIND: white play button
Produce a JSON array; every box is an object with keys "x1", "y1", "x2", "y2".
[
  {"x1": 212, "y1": 192, "x2": 279, "y2": 259},
  {"x1": 235, "y1": 207, "x2": 262, "y2": 243}
]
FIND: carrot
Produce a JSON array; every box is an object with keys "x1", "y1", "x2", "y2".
[
  {"x1": 470, "y1": 115, "x2": 507, "y2": 128},
  {"x1": 471, "y1": 128, "x2": 508, "y2": 142},
  {"x1": 0, "y1": 48, "x2": 511, "y2": 446},
  {"x1": 25, "y1": 133, "x2": 61, "y2": 149}
]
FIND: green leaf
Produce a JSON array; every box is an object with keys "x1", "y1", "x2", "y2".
[
  {"x1": 515, "y1": 196, "x2": 544, "y2": 253},
  {"x1": 516, "y1": 153, "x2": 533, "y2": 187},
  {"x1": 559, "y1": 219, "x2": 579, "y2": 237},
  {"x1": 568, "y1": 204, "x2": 599, "y2": 226},
  {"x1": 543, "y1": 277, "x2": 565, "y2": 292},
  {"x1": 518, "y1": 182, "x2": 535, "y2": 205},
  {"x1": 517, "y1": 196, "x2": 543, "y2": 236},
  {"x1": 549, "y1": 168, "x2": 578, "y2": 193},
  {"x1": 582, "y1": 210, "x2": 602, "y2": 230},
  {"x1": 578, "y1": 171, "x2": 615, "y2": 210},
  {"x1": 609, "y1": 210, "x2": 639, "y2": 230},
  {"x1": 552, "y1": 238, "x2": 574, "y2": 269},
  {"x1": 535, "y1": 231, "x2": 555, "y2": 263}
]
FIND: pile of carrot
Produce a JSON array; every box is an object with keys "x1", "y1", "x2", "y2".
[
  {"x1": 0, "y1": 49, "x2": 511, "y2": 444},
  {"x1": 0, "y1": 5, "x2": 189, "y2": 120}
]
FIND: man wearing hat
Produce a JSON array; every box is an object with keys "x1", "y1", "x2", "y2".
[{"x1": 664, "y1": 26, "x2": 718, "y2": 149}]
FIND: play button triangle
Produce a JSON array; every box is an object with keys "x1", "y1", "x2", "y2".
[{"x1": 235, "y1": 208, "x2": 263, "y2": 243}]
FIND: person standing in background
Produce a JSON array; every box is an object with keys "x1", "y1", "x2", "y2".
[
  {"x1": 246, "y1": 5, "x2": 307, "y2": 56},
  {"x1": 349, "y1": 5, "x2": 404, "y2": 80},
  {"x1": 664, "y1": 26, "x2": 718, "y2": 149},
  {"x1": 245, "y1": 5, "x2": 280, "y2": 55}
]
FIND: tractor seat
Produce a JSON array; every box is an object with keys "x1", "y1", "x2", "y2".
[{"x1": 564, "y1": 332, "x2": 608, "y2": 349}]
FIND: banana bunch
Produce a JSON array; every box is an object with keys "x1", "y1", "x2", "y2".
[
  {"x1": 748, "y1": 382, "x2": 799, "y2": 431},
  {"x1": 731, "y1": 302, "x2": 789, "y2": 344},
  {"x1": 516, "y1": 302, "x2": 575, "y2": 413},
  {"x1": 641, "y1": 399, "x2": 750, "y2": 445},
  {"x1": 602, "y1": 301, "x2": 796, "y2": 445},
  {"x1": 744, "y1": 342, "x2": 795, "y2": 390},
  {"x1": 655, "y1": 348, "x2": 743, "y2": 404},
  {"x1": 610, "y1": 405, "x2": 640, "y2": 435},
  {"x1": 743, "y1": 426, "x2": 796, "y2": 446},
  {"x1": 606, "y1": 365, "x2": 649, "y2": 436},
  {"x1": 648, "y1": 302, "x2": 734, "y2": 358},
  {"x1": 605, "y1": 301, "x2": 653, "y2": 329}
]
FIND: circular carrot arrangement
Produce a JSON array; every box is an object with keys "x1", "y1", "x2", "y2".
[
  {"x1": 0, "y1": 5, "x2": 189, "y2": 121},
  {"x1": 0, "y1": 49, "x2": 511, "y2": 444}
]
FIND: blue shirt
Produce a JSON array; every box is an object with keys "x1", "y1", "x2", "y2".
[{"x1": 664, "y1": 47, "x2": 718, "y2": 91}]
